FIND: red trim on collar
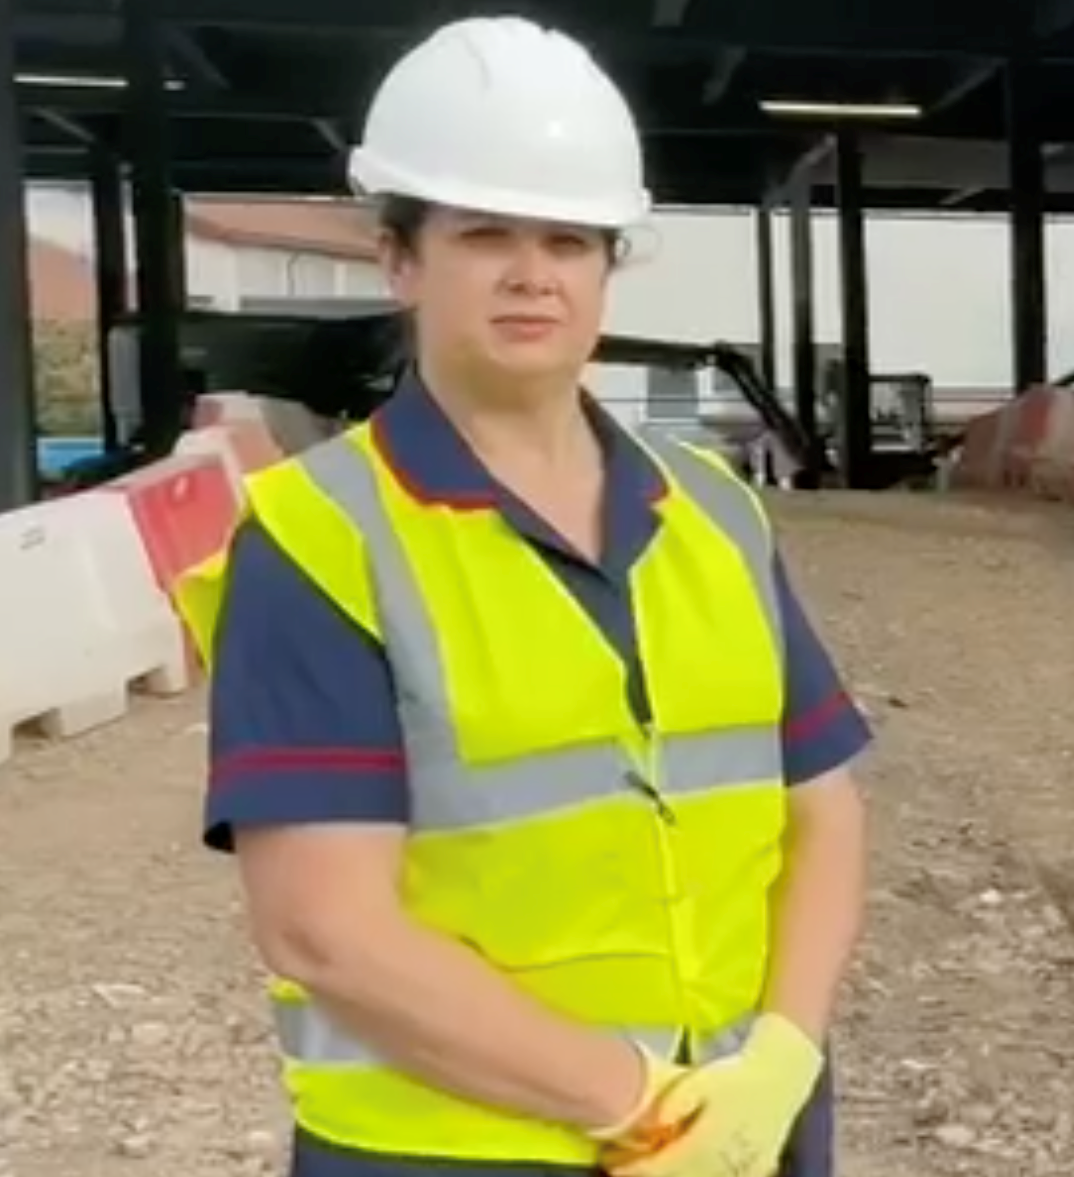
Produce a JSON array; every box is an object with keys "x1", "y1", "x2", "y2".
[{"x1": 369, "y1": 412, "x2": 499, "y2": 511}]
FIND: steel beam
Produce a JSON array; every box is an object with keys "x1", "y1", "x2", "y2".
[
  {"x1": 17, "y1": 0, "x2": 1020, "y2": 55},
  {"x1": 122, "y1": 0, "x2": 186, "y2": 454},
  {"x1": 1035, "y1": 0, "x2": 1074, "y2": 38},
  {"x1": 26, "y1": 81, "x2": 1010, "y2": 143},
  {"x1": 768, "y1": 136, "x2": 834, "y2": 204},
  {"x1": 789, "y1": 179, "x2": 818, "y2": 447},
  {"x1": 929, "y1": 59, "x2": 999, "y2": 116},
  {"x1": 651, "y1": 0, "x2": 694, "y2": 27},
  {"x1": 754, "y1": 202, "x2": 777, "y2": 392},
  {"x1": 833, "y1": 130, "x2": 873, "y2": 488},
  {"x1": 0, "y1": 0, "x2": 38, "y2": 509},
  {"x1": 313, "y1": 118, "x2": 347, "y2": 152},
  {"x1": 701, "y1": 47, "x2": 747, "y2": 106},
  {"x1": 34, "y1": 107, "x2": 96, "y2": 143},
  {"x1": 1006, "y1": 59, "x2": 1048, "y2": 390},
  {"x1": 14, "y1": 84, "x2": 784, "y2": 128},
  {"x1": 166, "y1": 28, "x2": 230, "y2": 87},
  {"x1": 90, "y1": 149, "x2": 127, "y2": 450}
]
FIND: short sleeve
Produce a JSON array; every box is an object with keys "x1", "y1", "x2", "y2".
[
  {"x1": 205, "y1": 518, "x2": 409, "y2": 852},
  {"x1": 775, "y1": 552, "x2": 872, "y2": 785}
]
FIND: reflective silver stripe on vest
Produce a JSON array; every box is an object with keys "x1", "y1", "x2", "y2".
[
  {"x1": 274, "y1": 998, "x2": 748, "y2": 1068},
  {"x1": 403, "y1": 726, "x2": 779, "y2": 831},
  {"x1": 697, "y1": 1017, "x2": 753, "y2": 1061},
  {"x1": 300, "y1": 433, "x2": 782, "y2": 832},
  {"x1": 637, "y1": 434, "x2": 783, "y2": 656}
]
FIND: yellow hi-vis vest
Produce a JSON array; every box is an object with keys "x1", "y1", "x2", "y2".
[{"x1": 178, "y1": 421, "x2": 788, "y2": 1165}]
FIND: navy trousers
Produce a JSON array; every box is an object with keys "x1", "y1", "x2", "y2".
[{"x1": 290, "y1": 1062, "x2": 835, "y2": 1177}]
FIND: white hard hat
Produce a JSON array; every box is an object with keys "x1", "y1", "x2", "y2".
[{"x1": 348, "y1": 17, "x2": 650, "y2": 229}]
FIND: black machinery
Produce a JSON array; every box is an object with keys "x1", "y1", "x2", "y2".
[
  {"x1": 89, "y1": 307, "x2": 963, "y2": 492},
  {"x1": 98, "y1": 307, "x2": 831, "y2": 487}
]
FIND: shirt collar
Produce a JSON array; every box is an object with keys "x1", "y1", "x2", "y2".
[{"x1": 370, "y1": 368, "x2": 668, "y2": 512}]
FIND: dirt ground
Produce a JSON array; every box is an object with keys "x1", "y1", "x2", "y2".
[{"x1": 1, "y1": 489, "x2": 1073, "y2": 1177}]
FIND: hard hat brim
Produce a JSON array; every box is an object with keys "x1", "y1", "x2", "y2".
[{"x1": 348, "y1": 147, "x2": 651, "y2": 231}]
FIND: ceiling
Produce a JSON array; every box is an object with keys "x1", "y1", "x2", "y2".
[{"x1": 13, "y1": 0, "x2": 1074, "y2": 210}]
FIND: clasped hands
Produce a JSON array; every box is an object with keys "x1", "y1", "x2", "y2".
[{"x1": 590, "y1": 1015, "x2": 823, "y2": 1177}]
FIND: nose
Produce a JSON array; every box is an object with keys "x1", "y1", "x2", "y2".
[{"x1": 502, "y1": 235, "x2": 558, "y2": 297}]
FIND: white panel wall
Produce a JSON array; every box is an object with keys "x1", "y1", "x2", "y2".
[
  {"x1": 233, "y1": 246, "x2": 289, "y2": 298},
  {"x1": 183, "y1": 238, "x2": 240, "y2": 310},
  {"x1": 771, "y1": 211, "x2": 1015, "y2": 389},
  {"x1": 606, "y1": 211, "x2": 760, "y2": 344},
  {"x1": 339, "y1": 258, "x2": 391, "y2": 299},
  {"x1": 284, "y1": 252, "x2": 336, "y2": 297},
  {"x1": 236, "y1": 247, "x2": 383, "y2": 303},
  {"x1": 26, "y1": 183, "x2": 1074, "y2": 392},
  {"x1": 604, "y1": 205, "x2": 1074, "y2": 394},
  {"x1": 583, "y1": 364, "x2": 648, "y2": 427}
]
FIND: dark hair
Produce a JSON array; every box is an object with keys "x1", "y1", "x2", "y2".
[
  {"x1": 377, "y1": 195, "x2": 431, "y2": 254},
  {"x1": 376, "y1": 194, "x2": 626, "y2": 263}
]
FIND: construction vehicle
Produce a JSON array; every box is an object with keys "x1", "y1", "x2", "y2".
[
  {"x1": 92, "y1": 308, "x2": 828, "y2": 487},
  {"x1": 65, "y1": 307, "x2": 987, "y2": 492}
]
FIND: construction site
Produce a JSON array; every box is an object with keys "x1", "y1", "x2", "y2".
[{"x1": 3, "y1": 2, "x2": 1074, "y2": 1176}]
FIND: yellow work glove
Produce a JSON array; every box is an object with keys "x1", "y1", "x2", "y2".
[
  {"x1": 601, "y1": 1014, "x2": 823, "y2": 1177},
  {"x1": 586, "y1": 1045, "x2": 691, "y2": 1145}
]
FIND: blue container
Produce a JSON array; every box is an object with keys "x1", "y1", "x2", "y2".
[{"x1": 37, "y1": 436, "x2": 106, "y2": 479}]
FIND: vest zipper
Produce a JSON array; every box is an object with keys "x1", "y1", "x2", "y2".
[
  {"x1": 626, "y1": 726, "x2": 691, "y2": 1049},
  {"x1": 625, "y1": 768, "x2": 677, "y2": 825}
]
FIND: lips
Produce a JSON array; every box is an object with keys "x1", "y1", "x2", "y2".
[
  {"x1": 492, "y1": 316, "x2": 560, "y2": 340},
  {"x1": 493, "y1": 316, "x2": 560, "y2": 326}
]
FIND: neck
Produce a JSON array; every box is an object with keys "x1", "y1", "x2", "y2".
[{"x1": 418, "y1": 355, "x2": 594, "y2": 469}]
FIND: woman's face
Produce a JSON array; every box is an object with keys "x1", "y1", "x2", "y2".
[{"x1": 382, "y1": 206, "x2": 613, "y2": 388}]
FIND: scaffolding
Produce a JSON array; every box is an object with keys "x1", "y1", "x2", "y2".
[{"x1": 3, "y1": 0, "x2": 1071, "y2": 506}]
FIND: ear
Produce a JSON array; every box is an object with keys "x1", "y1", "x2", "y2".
[{"x1": 378, "y1": 230, "x2": 419, "y2": 308}]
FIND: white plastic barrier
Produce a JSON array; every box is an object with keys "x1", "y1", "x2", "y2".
[
  {"x1": 0, "y1": 491, "x2": 188, "y2": 765},
  {"x1": 192, "y1": 391, "x2": 339, "y2": 454},
  {"x1": 1027, "y1": 387, "x2": 1074, "y2": 500},
  {"x1": 174, "y1": 425, "x2": 250, "y2": 503},
  {"x1": 190, "y1": 390, "x2": 336, "y2": 454},
  {"x1": 175, "y1": 393, "x2": 344, "y2": 500},
  {"x1": 260, "y1": 397, "x2": 339, "y2": 453}
]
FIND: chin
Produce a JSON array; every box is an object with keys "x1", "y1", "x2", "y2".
[{"x1": 488, "y1": 345, "x2": 581, "y2": 381}]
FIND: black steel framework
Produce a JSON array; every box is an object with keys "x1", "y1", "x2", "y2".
[
  {"x1": 89, "y1": 147, "x2": 126, "y2": 450},
  {"x1": 754, "y1": 203, "x2": 777, "y2": 392},
  {"x1": 834, "y1": 131, "x2": 873, "y2": 488},
  {"x1": 4, "y1": 0, "x2": 1074, "y2": 504},
  {"x1": 1, "y1": 0, "x2": 37, "y2": 509}
]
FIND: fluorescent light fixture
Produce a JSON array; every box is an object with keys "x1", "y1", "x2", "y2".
[
  {"x1": 760, "y1": 99, "x2": 922, "y2": 120},
  {"x1": 16, "y1": 72, "x2": 185, "y2": 91}
]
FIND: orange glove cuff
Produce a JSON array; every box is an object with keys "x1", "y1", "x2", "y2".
[{"x1": 586, "y1": 1046, "x2": 689, "y2": 1144}]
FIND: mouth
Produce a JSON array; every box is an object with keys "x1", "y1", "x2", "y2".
[{"x1": 492, "y1": 315, "x2": 561, "y2": 338}]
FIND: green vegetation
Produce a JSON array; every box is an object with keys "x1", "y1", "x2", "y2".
[{"x1": 33, "y1": 320, "x2": 101, "y2": 437}]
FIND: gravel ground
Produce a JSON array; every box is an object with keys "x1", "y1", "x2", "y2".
[{"x1": 1, "y1": 489, "x2": 1072, "y2": 1177}]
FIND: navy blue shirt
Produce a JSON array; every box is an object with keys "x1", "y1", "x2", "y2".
[
  {"x1": 205, "y1": 376, "x2": 869, "y2": 1177},
  {"x1": 207, "y1": 377, "x2": 870, "y2": 848}
]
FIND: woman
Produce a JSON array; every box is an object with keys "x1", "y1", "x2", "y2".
[{"x1": 181, "y1": 16, "x2": 871, "y2": 1177}]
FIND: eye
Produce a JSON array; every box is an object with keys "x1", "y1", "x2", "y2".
[
  {"x1": 547, "y1": 232, "x2": 597, "y2": 255},
  {"x1": 460, "y1": 223, "x2": 510, "y2": 245}
]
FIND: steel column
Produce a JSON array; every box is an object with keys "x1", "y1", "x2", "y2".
[
  {"x1": 834, "y1": 130, "x2": 873, "y2": 489},
  {"x1": 789, "y1": 179, "x2": 817, "y2": 446},
  {"x1": 755, "y1": 203, "x2": 777, "y2": 391},
  {"x1": 90, "y1": 151, "x2": 128, "y2": 452},
  {"x1": 1006, "y1": 58, "x2": 1048, "y2": 391},
  {"x1": 170, "y1": 189, "x2": 188, "y2": 307},
  {"x1": 122, "y1": 0, "x2": 185, "y2": 455},
  {"x1": 0, "y1": 0, "x2": 38, "y2": 509}
]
